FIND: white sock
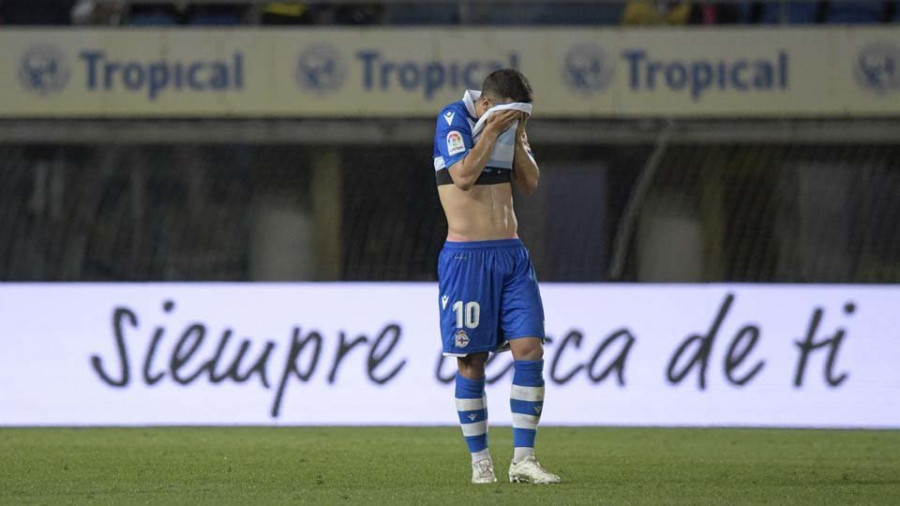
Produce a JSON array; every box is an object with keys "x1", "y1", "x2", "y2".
[
  {"x1": 513, "y1": 447, "x2": 534, "y2": 463},
  {"x1": 471, "y1": 448, "x2": 491, "y2": 463}
]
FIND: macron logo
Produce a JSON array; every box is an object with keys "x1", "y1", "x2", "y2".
[
  {"x1": 441, "y1": 295, "x2": 449, "y2": 310},
  {"x1": 443, "y1": 111, "x2": 455, "y2": 126},
  {"x1": 468, "y1": 413, "x2": 478, "y2": 421}
]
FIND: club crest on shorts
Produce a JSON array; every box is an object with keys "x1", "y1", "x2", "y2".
[
  {"x1": 446, "y1": 131, "x2": 465, "y2": 155},
  {"x1": 454, "y1": 329, "x2": 470, "y2": 348}
]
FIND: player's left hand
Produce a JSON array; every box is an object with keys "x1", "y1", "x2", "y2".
[
  {"x1": 516, "y1": 112, "x2": 529, "y2": 146},
  {"x1": 516, "y1": 112, "x2": 529, "y2": 133}
]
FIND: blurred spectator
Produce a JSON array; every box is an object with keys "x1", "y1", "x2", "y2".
[
  {"x1": 260, "y1": 2, "x2": 318, "y2": 25},
  {"x1": 622, "y1": 1, "x2": 693, "y2": 25},
  {"x1": 126, "y1": 2, "x2": 181, "y2": 25},
  {"x1": 333, "y1": 1, "x2": 383, "y2": 24},
  {"x1": 528, "y1": 3, "x2": 624, "y2": 25},
  {"x1": 689, "y1": 2, "x2": 742, "y2": 24},
  {"x1": 71, "y1": 0, "x2": 123, "y2": 25},
  {"x1": 741, "y1": 2, "x2": 823, "y2": 24},
  {"x1": 467, "y1": 2, "x2": 623, "y2": 25},
  {"x1": 1, "y1": 0, "x2": 75, "y2": 25},
  {"x1": 824, "y1": 0, "x2": 890, "y2": 23},
  {"x1": 185, "y1": 3, "x2": 247, "y2": 25},
  {"x1": 382, "y1": 1, "x2": 460, "y2": 24}
]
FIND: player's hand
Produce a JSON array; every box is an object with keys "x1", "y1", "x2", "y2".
[
  {"x1": 516, "y1": 113, "x2": 529, "y2": 146},
  {"x1": 484, "y1": 110, "x2": 520, "y2": 137},
  {"x1": 515, "y1": 112, "x2": 529, "y2": 135}
]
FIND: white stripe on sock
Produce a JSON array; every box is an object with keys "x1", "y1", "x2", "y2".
[
  {"x1": 455, "y1": 397, "x2": 485, "y2": 412},
  {"x1": 512, "y1": 413, "x2": 540, "y2": 430},
  {"x1": 461, "y1": 420, "x2": 488, "y2": 437},
  {"x1": 510, "y1": 385, "x2": 544, "y2": 402}
]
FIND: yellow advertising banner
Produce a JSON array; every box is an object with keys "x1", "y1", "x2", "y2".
[{"x1": 0, "y1": 28, "x2": 898, "y2": 118}]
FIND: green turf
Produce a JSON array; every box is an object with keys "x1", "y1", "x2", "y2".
[{"x1": 1, "y1": 427, "x2": 899, "y2": 505}]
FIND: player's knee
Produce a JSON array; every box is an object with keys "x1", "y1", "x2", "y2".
[
  {"x1": 511, "y1": 338, "x2": 544, "y2": 361},
  {"x1": 521, "y1": 346, "x2": 544, "y2": 361},
  {"x1": 457, "y1": 353, "x2": 488, "y2": 379}
]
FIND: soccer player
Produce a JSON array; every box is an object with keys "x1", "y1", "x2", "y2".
[{"x1": 433, "y1": 69, "x2": 561, "y2": 485}]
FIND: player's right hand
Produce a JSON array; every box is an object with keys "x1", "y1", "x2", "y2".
[{"x1": 484, "y1": 110, "x2": 521, "y2": 137}]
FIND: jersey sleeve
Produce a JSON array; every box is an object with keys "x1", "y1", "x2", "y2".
[{"x1": 434, "y1": 106, "x2": 474, "y2": 171}]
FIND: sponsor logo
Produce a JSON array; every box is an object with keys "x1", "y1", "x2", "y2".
[
  {"x1": 622, "y1": 50, "x2": 789, "y2": 101},
  {"x1": 561, "y1": 43, "x2": 789, "y2": 101},
  {"x1": 446, "y1": 131, "x2": 465, "y2": 156},
  {"x1": 80, "y1": 51, "x2": 244, "y2": 101},
  {"x1": 295, "y1": 44, "x2": 346, "y2": 95},
  {"x1": 454, "y1": 329, "x2": 470, "y2": 348},
  {"x1": 19, "y1": 45, "x2": 70, "y2": 96},
  {"x1": 357, "y1": 50, "x2": 519, "y2": 100},
  {"x1": 292, "y1": 48, "x2": 518, "y2": 100},
  {"x1": 562, "y1": 43, "x2": 614, "y2": 94},
  {"x1": 854, "y1": 41, "x2": 900, "y2": 95},
  {"x1": 443, "y1": 111, "x2": 455, "y2": 125}
]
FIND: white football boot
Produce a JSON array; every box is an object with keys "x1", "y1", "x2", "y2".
[
  {"x1": 508, "y1": 456, "x2": 561, "y2": 484},
  {"x1": 471, "y1": 458, "x2": 498, "y2": 484}
]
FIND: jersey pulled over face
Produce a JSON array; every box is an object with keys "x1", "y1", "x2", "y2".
[{"x1": 433, "y1": 90, "x2": 513, "y2": 187}]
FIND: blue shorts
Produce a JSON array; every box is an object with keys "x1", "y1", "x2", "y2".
[{"x1": 437, "y1": 238, "x2": 545, "y2": 356}]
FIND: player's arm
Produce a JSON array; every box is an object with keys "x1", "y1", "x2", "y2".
[
  {"x1": 449, "y1": 110, "x2": 521, "y2": 191},
  {"x1": 512, "y1": 113, "x2": 539, "y2": 195}
]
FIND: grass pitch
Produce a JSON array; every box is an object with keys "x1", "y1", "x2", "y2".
[{"x1": 1, "y1": 427, "x2": 899, "y2": 505}]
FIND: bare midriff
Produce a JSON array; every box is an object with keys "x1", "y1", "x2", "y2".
[{"x1": 438, "y1": 182, "x2": 518, "y2": 241}]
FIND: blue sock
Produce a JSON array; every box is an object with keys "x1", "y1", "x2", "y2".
[
  {"x1": 510, "y1": 360, "x2": 544, "y2": 462},
  {"x1": 455, "y1": 374, "x2": 489, "y2": 461}
]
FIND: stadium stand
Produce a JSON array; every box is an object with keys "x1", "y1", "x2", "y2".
[
  {"x1": 126, "y1": 3, "x2": 181, "y2": 25},
  {"x1": 825, "y1": 0, "x2": 892, "y2": 22},
  {"x1": 2, "y1": 0, "x2": 899, "y2": 26},
  {"x1": 186, "y1": 4, "x2": 247, "y2": 25},
  {"x1": 0, "y1": 0, "x2": 75, "y2": 25}
]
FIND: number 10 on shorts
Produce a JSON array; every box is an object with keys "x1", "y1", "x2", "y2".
[{"x1": 452, "y1": 301, "x2": 480, "y2": 329}]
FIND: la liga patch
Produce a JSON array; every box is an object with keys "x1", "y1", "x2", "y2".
[{"x1": 446, "y1": 131, "x2": 465, "y2": 156}]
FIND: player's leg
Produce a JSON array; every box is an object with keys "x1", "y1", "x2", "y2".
[
  {"x1": 506, "y1": 338, "x2": 559, "y2": 483},
  {"x1": 501, "y1": 244, "x2": 561, "y2": 484},
  {"x1": 437, "y1": 242, "x2": 503, "y2": 484},
  {"x1": 508, "y1": 337, "x2": 544, "y2": 463},
  {"x1": 455, "y1": 352, "x2": 495, "y2": 483}
]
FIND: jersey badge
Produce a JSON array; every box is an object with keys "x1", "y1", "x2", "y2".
[
  {"x1": 454, "y1": 329, "x2": 470, "y2": 348},
  {"x1": 447, "y1": 131, "x2": 465, "y2": 156},
  {"x1": 443, "y1": 111, "x2": 455, "y2": 125}
]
